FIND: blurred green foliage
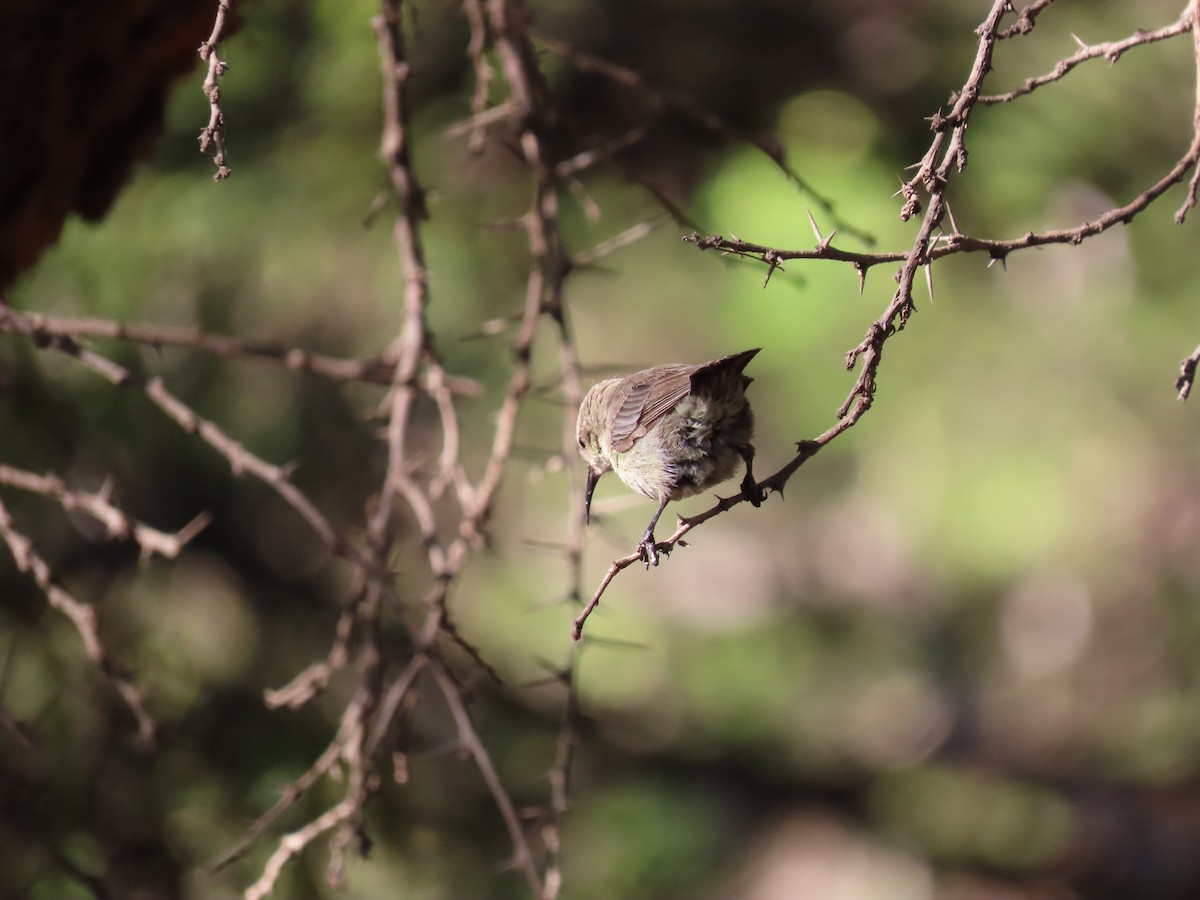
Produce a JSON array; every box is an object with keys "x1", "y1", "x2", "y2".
[{"x1": 6, "y1": 0, "x2": 1200, "y2": 897}]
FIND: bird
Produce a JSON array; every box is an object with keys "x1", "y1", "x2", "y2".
[{"x1": 576, "y1": 347, "x2": 764, "y2": 565}]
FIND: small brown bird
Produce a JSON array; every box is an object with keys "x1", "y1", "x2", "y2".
[{"x1": 576, "y1": 348, "x2": 764, "y2": 565}]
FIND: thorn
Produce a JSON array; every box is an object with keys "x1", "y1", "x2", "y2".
[
  {"x1": 762, "y1": 254, "x2": 783, "y2": 288},
  {"x1": 856, "y1": 264, "x2": 867, "y2": 295},
  {"x1": 924, "y1": 261, "x2": 934, "y2": 304},
  {"x1": 177, "y1": 511, "x2": 213, "y2": 545},
  {"x1": 945, "y1": 200, "x2": 961, "y2": 236},
  {"x1": 1070, "y1": 32, "x2": 1087, "y2": 50},
  {"x1": 805, "y1": 208, "x2": 823, "y2": 243}
]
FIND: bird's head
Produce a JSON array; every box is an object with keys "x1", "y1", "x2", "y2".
[{"x1": 576, "y1": 386, "x2": 613, "y2": 523}]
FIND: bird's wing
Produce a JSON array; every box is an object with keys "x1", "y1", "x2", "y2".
[
  {"x1": 607, "y1": 363, "x2": 695, "y2": 453},
  {"x1": 606, "y1": 350, "x2": 760, "y2": 453},
  {"x1": 689, "y1": 348, "x2": 760, "y2": 391}
]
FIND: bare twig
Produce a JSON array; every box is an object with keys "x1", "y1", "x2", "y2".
[
  {"x1": 1175, "y1": 0, "x2": 1200, "y2": 224},
  {"x1": 1177, "y1": 342, "x2": 1200, "y2": 400},
  {"x1": 981, "y1": 7, "x2": 1193, "y2": 104},
  {"x1": 684, "y1": 6, "x2": 1200, "y2": 410},
  {"x1": 573, "y1": 217, "x2": 669, "y2": 268},
  {"x1": 225, "y1": 0, "x2": 568, "y2": 892},
  {"x1": 997, "y1": 0, "x2": 1058, "y2": 40},
  {"x1": 0, "y1": 310, "x2": 481, "y2": 391},
  {"x1": 198, "y1": 0, "x2": 234, "y2": 179},
  {"x1": 536, "y1": 646, "x2": 581, "y2": 900},
  {"x1": 1174, "y1": 3, "x2": 1200, "y2": 400},
  {"x1": 0, "y1": 495, "x2": 156, "y2": 747},
  {"x1": 0, "y1": 464, "x2": 209, "y2": 563},
  {"x1": 431, "y1": 661, "x2": 542, "y2": 892},
  {"x1": 531, "y1": 31, "x2": 875, "y2": 247},
  {"x1": 461, "y1": 0, "x2": 495, "y2": 154},
  {"x1": 0, "y1": 304, "x2": 370, "y2": 571}
]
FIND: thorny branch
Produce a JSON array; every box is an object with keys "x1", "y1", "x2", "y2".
[
  {"x1": 997, "y1": 0, "x2": 1056, "y2": 39},
  {"x1": 0, "y1": 494, "x2": 158, "y2": 748},
  {"x1": 198, "y1": 0, "x2": 234, "y2": 179},
  {"x1": 219, "y1": 0, "x2": 594, "y2": 895},
  {"x1": 3, "y1": 310, "x2": 483, "y2": 390},
  {"x1": 1176, "y1": 0, "x2": 1200, "y2": 399},
  {"x1": 7, "y1": 0, "x2": 1200, "y2": 897},
  {"x1": 575, "y1": 0, "x2": 1200, "y2": 638},
  {"x1": 0, "y1": 305, "x2": 361, "y2": 564},
  {"x1": 531, "y1": 31, "x2": 875, "y2": 247},
  {"x1": 982, "y1": 7, "x2": 1193, "y2": 103},
  {"x1": 0, "y1": 464, "x2": 210, "y2": 563}
]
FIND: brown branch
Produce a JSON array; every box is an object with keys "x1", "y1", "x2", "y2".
[
  {"x1": 229, "y1": 0, "x2": 550, "y2": 891},
  {"x1": 1176, "y1": 0, "x2": 1200, "y2": 224},
  {"x1": 579, "y1": 0, "x2": 1018, "y2": 640},
  {"x1": 684, "y1": 120, "x2": 1200, "y2": 270},
  {"x1": 0, "y1": 305, "x2": 372, "y2": 572},
  {"x1": 629, "y1": 1, "x2": 1200, "y2": 640},
  {"x1": 902, "y1": 0, "x2": 1011, "y2": 217},
  {"x1": 0, "y1": 464, "x2": 209, "y2": 563},
  {"x1": 261, "y1": 4, "x2": 445, "y2": 892},
  {"x1": 198, "y1": 0, "x2": 234, "y2": 179},
  {"x1": 554, "y1": 127, "x2": 648, "y2": 180},
  {"x1": 997, "y1": 0, "x2": 1058, "y2": 40},
  {"x1": 571, "y1": 436, "x2": 828, "y2": 638},
  {"x1": 536, "y1": 647, "x2": 581, "y2": 900},
  {"x1": 262, "y1": 579, "x2": 366, "y2": 711},
  {"x1": 981, "y1": 7, "x2": 1193, "y2": 104},
  {"x1": 460, "y1": 0, "x2": 565, "y2": 556},
  {"x1": 208, "y1": 712, "x2": 354, "y2": 873},
  {"x1": 531, "y1": 31, "x2": 875, "y2": 247},
  {"x1": 461, "y1": 0, "x2": 495, "y2": 154},
  {"x1": 682, "y1": 5, "x2": 1200, "y2": 281},
  {"x1": 456, "y1": 6, "x2": 590, "y2": 894},
  {"x1": 573, "y1": 217, "x2": 669, "y2": 269},
  {"x1": 0, "y1": 495, "x2": 156, "y2": 747},
  {"x1": 1176, "y1": 4, "x2": 1200, "y2": 401},
  {"x1": 0, "y1": 311, "x2": 485, "y2": 391},
  {"x1": 683, "y1": 230, "x2": 903, "y2": 272},
  {"x1": 431, "y1": 661, "x2": 542, "y2": 893},
  {"x1": 1178, "y1": 342, "x2": 1200, "y2": 400},
  {"x1": 243, "y1": 799, "x2": 358, "y2": 900}
]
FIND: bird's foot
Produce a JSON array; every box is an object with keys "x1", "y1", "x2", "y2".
[
  {"x1": 638, "y1": 532, "x2": 661, "y2": 568},
  {"x1": 740, "y1": 473, "x2": 765, "y2": 507}
]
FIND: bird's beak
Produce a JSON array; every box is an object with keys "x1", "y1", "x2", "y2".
[{"x1": 584, "y1": 467, "x2": 602, "y2": 524}]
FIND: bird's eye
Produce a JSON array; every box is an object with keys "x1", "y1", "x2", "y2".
[{"x1": 577, "y1": 436, "x2": 586, "y2": 449}]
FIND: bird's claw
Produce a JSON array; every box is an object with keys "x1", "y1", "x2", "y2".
[
  {"x1": 740, "y1": 475, "x2": 765, "y2": 507},
  {"x1": 639, "y1": 537, "x2": 660, "y2": 568}
]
